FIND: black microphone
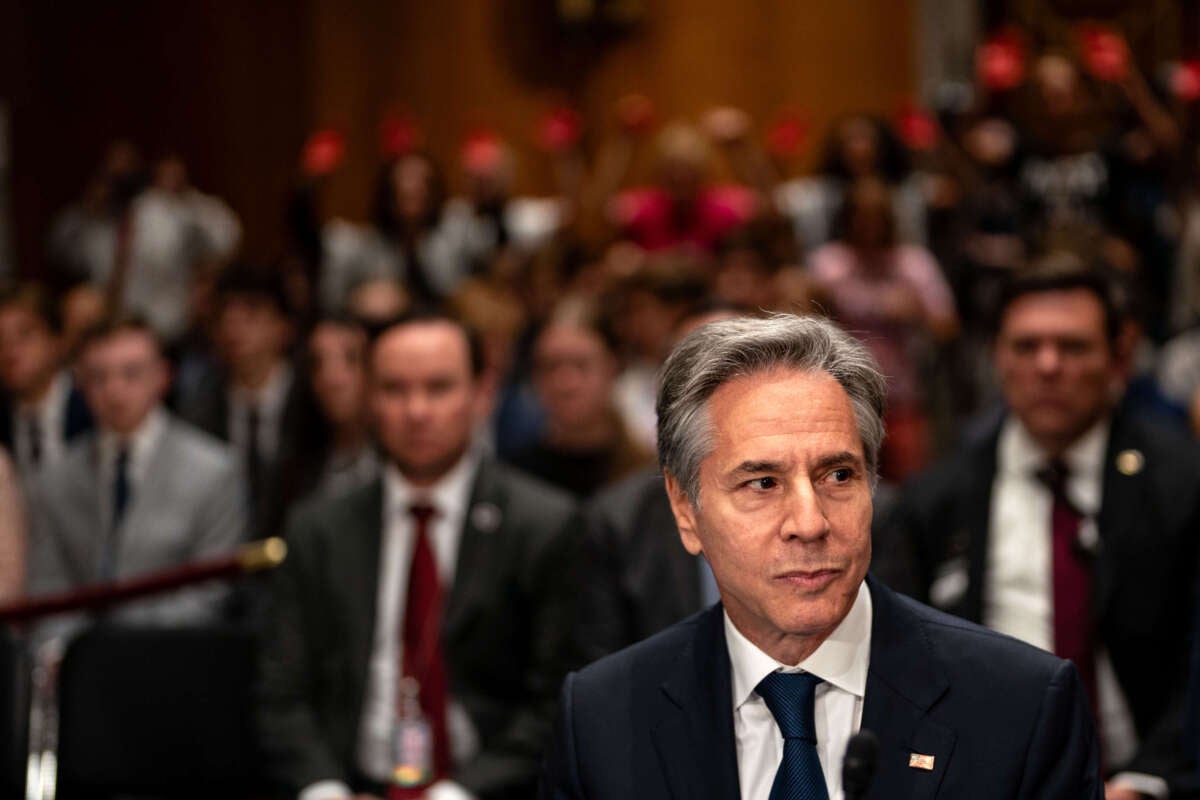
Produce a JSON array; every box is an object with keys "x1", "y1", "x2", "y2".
[{"x1": 842, "y1": 729, "x2": 879, "y2": 800}]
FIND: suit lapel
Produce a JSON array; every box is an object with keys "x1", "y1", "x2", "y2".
[
  {"x1": 63, "y1": 383, "x2": 93, "y2": 442},
  {"x1": 64, "y1": 437, "x2": 106, "y2": 583},
  {"x1": 862, "y1": 579, "x2": 955, "y2": 800},
  {"x1": 961, "y1": 430, "x2": 999, "y2": 623},
  {"x1": 444, "y1": 460, "x2": 501, "y2": 644},
  {"x1": 1093, "y1": 410, "x2": 1143, "y2": 623},
  {"x1": 651, "y1": 606, "x2": 740, "y2": 800},
  {"x1": 338, "y1": 481, "x2": 385, "y2": 719}
]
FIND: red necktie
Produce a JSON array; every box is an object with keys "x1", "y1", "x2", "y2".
[
  {"x1": 1036, "y1": 461, "x2": 1099, "y2": 717},
  {"x1": 390, "y1": 503, "x2": 451, "y2": 799}
]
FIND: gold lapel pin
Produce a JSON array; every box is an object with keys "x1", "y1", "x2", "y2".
[
  {"x1": 1115, "y1": 449, "x2": 1144, "y2": 476},
  {"x1": 908, "y1": 753, "x2": 935, "y2": 771}
]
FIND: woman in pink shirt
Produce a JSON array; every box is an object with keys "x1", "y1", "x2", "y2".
[{"x1": 810, "y1": 178, "x2": 959, "y2": 481}]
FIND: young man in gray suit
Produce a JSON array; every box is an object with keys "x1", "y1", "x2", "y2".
[
  {"x1": 26, "y1": 316, "x2": 246, "y2": 628},
  {"x1": 257, "y1": 310, "x2": 580, "y2": 800}
]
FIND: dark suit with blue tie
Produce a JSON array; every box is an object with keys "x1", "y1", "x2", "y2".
[{"x1": 541, "y1": 578, "x2": 1102, "y2": 799}]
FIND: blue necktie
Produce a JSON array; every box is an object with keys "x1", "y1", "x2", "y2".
[
  {"x1": 756, "y1": 671, "x2": 829, "y2": 800},
  {"x1": 102, "y1": 447, "x2": 131, "y2": 581}
]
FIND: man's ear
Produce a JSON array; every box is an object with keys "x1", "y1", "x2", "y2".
[{"x1": 664, "y1": 471, "x2": 703, "y2": 556}]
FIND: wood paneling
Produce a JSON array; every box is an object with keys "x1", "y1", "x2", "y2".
[{"x1": 2, "y1": 0, "x2": 916, "y2": 278}]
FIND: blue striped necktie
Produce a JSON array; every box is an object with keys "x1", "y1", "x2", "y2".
[{"x1": 756, "y1": 671, "x2": 829, "y2": 800}]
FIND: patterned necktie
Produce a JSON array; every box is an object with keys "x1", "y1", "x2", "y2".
[
  {"x1": 756, "y1": 671, "x2": 830, "y2": 800},
  {"x1": 390, "y1": 502, "x2": 450, "y2": 799},
  {"x1": 1034, "y1": 460, "x2": 1099, "y2": 719}
]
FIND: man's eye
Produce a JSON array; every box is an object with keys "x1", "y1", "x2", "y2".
[
  {"x1": 746, "y1": 477, "x2": 777, "y2": 491},
  {"x1": 829, "y1": 468, "x2": 853, "y2": 483}
]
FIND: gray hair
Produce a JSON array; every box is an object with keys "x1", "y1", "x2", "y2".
[{"x1": 656, "y1": 314, "x2": 887, "y2": 504}]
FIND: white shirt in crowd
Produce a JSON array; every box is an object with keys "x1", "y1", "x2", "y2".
[{"x1": 988, "y1": 417, "x2": 1163, "y2": 799}]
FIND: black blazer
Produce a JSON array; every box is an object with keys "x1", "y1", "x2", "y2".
[
  {"x1": 175, "y1": 365, "x2": 309, "y2": 537},
  {"x1": 576, "y1": 468, "x2": 702, "y2": 663},
  {"x1": 0, "y1": 379, "x2": 93, "y2": 454},
  {"x1": 542, "y1": 578, "x2": 1103, "y2": 799},
  {"x1": 256, "y1": 459, "x2": 582, "y2": 800},
  {"x1": 881, "y1": 405, "x2": 1200, "y2": 793}
]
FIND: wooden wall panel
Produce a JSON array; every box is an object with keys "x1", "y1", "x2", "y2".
[
  {"x1": 1, "y1": 1, "x2": 310, "y2": 272},
  {"x1": 304, "y1": 0, "x2": 916, "y2": 204},
  {"x1": 3, "y1": 0, "x2": 916, "y2": 277}
]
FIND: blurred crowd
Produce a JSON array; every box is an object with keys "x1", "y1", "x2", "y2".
[{"x1": 1, "y1": 19, "x2": 1200, "y2": 799}]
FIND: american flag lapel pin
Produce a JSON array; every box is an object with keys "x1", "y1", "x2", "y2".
[{"x1": 908, "y1": 753, "x2": 935, "y2": 770}]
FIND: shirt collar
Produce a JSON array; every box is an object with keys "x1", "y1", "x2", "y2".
[
  {"x1": 382, "y1": 447, "x2": 480, "y2": 521},
  {"x1": 231, "y1": 362, "x2": 293, "y2": 413},
  {"x1": 98, "y1": 406, "x2": 167, "y2": 470},
  {"x1": 726, "y1": 581, "x2": 873, "y2": 711},
  {"x1": 19, "y1": 370, "x2": 69, "y2": 417},
  {"x1": 999, "y1": 415, "x2": 1109, "y2": 514}
]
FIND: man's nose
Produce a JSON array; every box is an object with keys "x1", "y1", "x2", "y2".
[
  {"x1": 1033, "y1": 342, "x2": 1062, "y2": 374},
  {"x1": 402, "y1": 392, "x2": 433, "y2": 420},
  {"x1": 780, "y1": 481, "x2": 831, "y2": 541}
]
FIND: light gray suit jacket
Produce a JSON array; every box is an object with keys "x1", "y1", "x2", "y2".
[{"x1": 26, "y1": 414, "x2": 247, "y2": 631}]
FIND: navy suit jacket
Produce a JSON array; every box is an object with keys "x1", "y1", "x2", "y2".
[{"x1": 542, "y1": 579, "x2": 1102, "y2": 799}]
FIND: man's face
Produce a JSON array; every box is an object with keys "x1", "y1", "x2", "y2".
[
  {"x1": 0, "y1": 306, "x2": 61, "y2": 398},
  {"x1": 532, "y1": 323, "x2": 617, "y2": 432},
  {"x1": 369, "y1": 321, "x2": 482, "y2": 486},
  {"x1": 666, "y1": 368, "x2": 874, "y2": 665},
  {"x1": 77, "y1": 331, "x2": 169, "y2": 436},
  {"x1": 214, "y1": 297, "x2": 290, "y2": 369},
  {"x1": 308, "y1": 322, "x2": 367, "y2": 427},
  {"x1": 994, "y1": 289, "x2": 1121, "y2": 453}
]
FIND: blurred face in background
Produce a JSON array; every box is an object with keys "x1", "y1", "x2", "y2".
[
  {"x1": 308, "y1": 321, "x2": 368, "y2": 428},
  {"x1": 994, "y1": 288, "x2": 1123, "y2": 455},
  {"x1": 60, "y1": 285, "x2": 108, "y2": 358},
  {"x1": 394, "y1": 155, "x2": 434, "y2": 222},
  {"x1": 838, "y1": 118, "x2": 880, "y2": 178},
  {"x1": 77, "y1": 329, "x2": 169, "y2": 436},
  {"x1": 214, "y1": 296, "x2": 291, "y2": 372},
  {"x1": 0, "y1": 305, "x2": 61, "y2": 401},
  {"x1": 347, "y1": 279, "x2": 410, "y2": 326},
  {"x1": 369, "y1": 320, "x2": 483, "y2": 486},
  {"x1": 532, "y1": 322, "x2": 619, "y2": 434},
  {"x1": 845, "y1": 180, "x2": 895, "y2": 252}
]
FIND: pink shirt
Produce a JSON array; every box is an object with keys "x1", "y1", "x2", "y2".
[
  {"x1": 809, "y1": 241, "x2": 955, "y2": 409},
  {"x1": 612, "y1": 185, "x2": 756, "y2": 253}
]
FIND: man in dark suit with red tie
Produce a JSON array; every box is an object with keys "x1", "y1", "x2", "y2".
[
  {"x1": 257, "y1": 310, "x2": 581, "y2": 800},
  {"x1": 880, "y1": 256, "x2": 1200, "y2": 798},
  {"x1": 542, "y1": 313, "x2": 1102, "y2": 800}
]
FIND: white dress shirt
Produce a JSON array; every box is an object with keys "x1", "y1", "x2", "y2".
[
  {"x1": 301, "y1": 451, "x2": 481, "y2": 800},
  {"x1": 987, "y1": 417, "x2": 1164, "y2": 799},
  {"x1": 13, "y1": 370, "x2": 69, "y2": 474},
  {"x1": 95, "y1": 407, "x2": 167, "y2": 526},
  {"x1": 727, "y1": 582, "x2": 872, "y2": 800},
  {"x1": 228, "y1": 362, "x2": 292, "y2": 463}
]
